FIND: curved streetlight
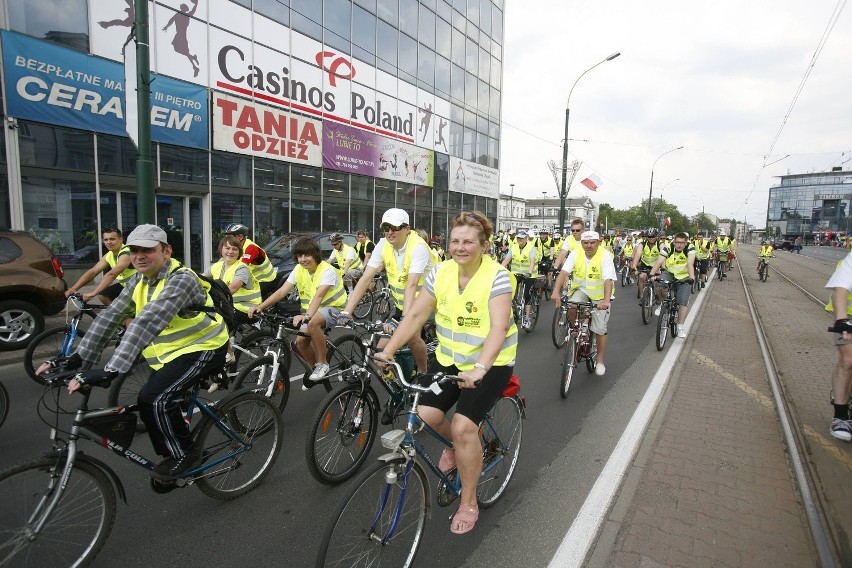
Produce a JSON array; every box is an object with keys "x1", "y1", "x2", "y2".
[
  {"x1": 559, "y1": 52, "x2": 621, "y2": 233},
  {"x1": 657, "y1": 177, "x2": 680, "y2": 204},
  {"x1": 647, "y1": 146, "x2": 684, "y2": 214}
]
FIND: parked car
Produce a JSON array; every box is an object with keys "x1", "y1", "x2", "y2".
[
  {"x1": 0, "y1": 230, "x2": 67, "y2": 350},
  {"x1": 774, "y1": 240, "x2": 795, "y2": 251},
  {"x1": 264, "y1": 232, "x2": 359, "y2": 281}
]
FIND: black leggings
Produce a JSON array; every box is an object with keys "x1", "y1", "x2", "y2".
[{"x1": 418, "y1": 360, "x2": 513, "y2": 425}]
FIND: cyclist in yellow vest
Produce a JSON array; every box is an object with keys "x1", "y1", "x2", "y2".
[
  {"x1": 535, "y1": 228, "x2": 556, "y2": 287},
  {"x1": 223, "y1": 223, "x2": 278, "y2": 297},
  {"x1": 430, "y1": 237, "x2": 446, "y2": 262},
  {"x1": 209, "y1": 235, "x2": 261, "y2": 363},
  {"x1": 339, "y1": 208, "x2": 434, "y2": 373},
  {"x1": 52, "y1": 224, "x2": 229, "y2": 479},
  {"x1": 756, "y1": 240, "x2": 774, "y2": 274},
  {"x1": 712, "y1": 231, "x2": 733, "y2": 278},
  {"x1": 551, "y1": 230, "x2": 616, "y2": 375},
  {"x1": 631, "y1": 227, "x2": 662, "y2": 304},
  {"x1": 825, "y1": 253, "x2": 852, "y2": 441},
  {"x1": 355, "y1": 230, "x2": 375, "y2": 265},
  {"x1": 553, "y1": 218, "x2": 585, "y2": 271},
  {"x1": 376, "y1": 210, "x2": 517, "y2": 535},
  {"x1": 251, "y1": 238, "x2": 347, "y2": 385},
  {"x1": 650, "y1": 232, "x2": 696, "y2": 338},
  {"x1": 328, "y1": 233, "x2": 364, "y2": 290},
  {"x1": 65, "y1": 227, "x2": 137, "y2": 305},
  {"x1": 692, "y1": 234, "x2": 712, "y2": 289},
  {"x1": 501, "y1": 229, "x2": 538, "y2": 328}
]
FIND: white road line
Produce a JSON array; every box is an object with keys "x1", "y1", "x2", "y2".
[{"x1": 548, "y1": 277, "x2": 709, "y2": 567}]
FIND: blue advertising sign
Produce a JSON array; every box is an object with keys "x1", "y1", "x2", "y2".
[{"x1": 1, "y1": 31, "x2": 208, "y2": 149}]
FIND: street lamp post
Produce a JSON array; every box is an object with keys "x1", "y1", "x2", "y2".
[
  {"x1": 559, "y1": 52, "x2": 621, "y2": 234},
  {"x1": 657, "y1": 177, "x2": 679, "y2": 206},
  {"x1": 647, "y1": 146, "x2": 683, "y2": 215},
  {"x1": 541, "y1": 191, "x2": 547, "y2": 229},
  {"x1": 509, "y1": 183, "x2": 515, "y2": 230}
]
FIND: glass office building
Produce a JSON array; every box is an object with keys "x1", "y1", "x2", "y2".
[
  {"x1": 766, "y1": 168, "x2": 852, "y2": 241},
  {"x1": 0, "y1": 0, "x2": 504, "y2": 269}
]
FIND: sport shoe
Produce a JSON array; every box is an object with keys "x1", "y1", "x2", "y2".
[
  {"x1": 153, "y1": 445, "x2": 201, "y2": 479},
  {"x1": 677, "y1": 327, "x2": 687, "y2": 338},
  {"x1": 830, "y1": 418, "x2": 852, "y2": 441},
  {"x1": 224, "y1": 352, "x2": 236, "y2": 365},
  {"x1": 309, "y1": 363, "x2": 330, "y2": 381},
  {"x1": 595, "y1": 363, "x2": 606, "y2": 376},
  {"x1": 653, "y1": 305, "x2": 661, "y2": 317}
]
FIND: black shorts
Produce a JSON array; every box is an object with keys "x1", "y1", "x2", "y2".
[
  {"x1": 697, "y1": 258, "x2": 709, "y2": 275},
  {"x1": 418, "y1": 360, "x2": 513, "y2": 425},
  {"x1": 101, "y1": 282, "x2": 123, "y2": 301}
]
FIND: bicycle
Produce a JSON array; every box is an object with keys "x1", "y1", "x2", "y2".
[
  {"x1": 551, "y1": 289, "x2": 570, "y2": 348},
  {"x1": 0, "y1": 366, "x2": 284, "y2": 568},
  {"x1": 620, "y1": 260, "x2": 633, "y2": 288},
  {"x1": 233, "y1": 312, "x2": 365, "y2": 406},
  {"x1": 315, "y1": 361, "x2": 525, "y2": 567},
  {"x1": 559, "y1": 300, "x2": 598, "y2": 398},
  {"x1": 757, "y1": 257, "x2": 771, "y2": 282},
  {"x1": 653, "y1": 278, "x2": 690, "y2": 351},
  {"x1": 523, "y1": 275, "x2": 547, "y2": 332},
  {"x1": 0, "y1": 380, "x2": 7, "y2": 429},
  {"x1": 717, "y1": 252, "x2": 729, "y2": 280},
  {"x1": 638, "y1": 269, "x2": 654, "y2": 325}
]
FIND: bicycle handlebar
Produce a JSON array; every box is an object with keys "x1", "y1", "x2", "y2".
[{"x1": 371, "y1": 357, "x2": 464, "y2": 393}]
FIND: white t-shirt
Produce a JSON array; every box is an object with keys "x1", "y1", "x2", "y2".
[
  {"x1": 367, "y1": 237, "x2": 432, "y2": 276},
  {"x1": 328, "y1": 246, "x2": 356, "y2": 264},
  {"x1": 561, "y1": 248, "x2": 617, "y2": 296},
  {"x1": 286, "y1": 264, "x2": 339, "y2": 287},
  {"x1": 826, "y1": 252, "x2": 852, "y2": 290}
]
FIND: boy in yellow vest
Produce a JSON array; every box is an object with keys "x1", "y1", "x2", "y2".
[
  {"x1": 650, "y1": 232, "x2": 696, "y2": 338},
  {"x1": 65, "y1": 227, "x2": 136, "y2": 305}
]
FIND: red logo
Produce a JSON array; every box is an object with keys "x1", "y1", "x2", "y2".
[{"x1": 315, "y1": 51, "x2": 356, "y2": 87}]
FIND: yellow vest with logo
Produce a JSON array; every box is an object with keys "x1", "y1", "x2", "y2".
[
  {"x1": 382, "y1": 232, "x2": 429, "y2": 310},
  {"x1": 333, "y1": 244, "x2": 364, "y2": 273},
  {"x1": 243, "y1": 237, "x2": 277, "y2": 283},
  {"x1": 105, "y1": 245, "x2": 137, "y2": 285},
  {"x1": 570, "y1": 247, "x2": 608, "y2": 300},
  {"x1": 664, "y1": 247, "x2": 692, "y2": 280},
  {"x1": 211, "y1": 259, "x2": 261, "y2": 314},
  {"x1": 510, "y1": 241, "x2": 538, "y2": 277},
  {"x1": 715, "y1": 236, "x2": 731, "y2": 253},
  {"x1": 294, "y1": 261, "x2": 347, "y2": 311},
  {"x1": 623, "y1": 243, "x2": 634, "y2": 258},
  {"x1": 640, "y1": 241, "x2": 660, "y2": 267},
  {"x1": 433, "y1": 256, "x2": 518, "y2": 370},
  {"x1": 694, "y1": 238, "x2": 711, "y2": 260},
  {"x1": 133, "y1": 259, "x2": 229, "y2": 370},
  {"x1": 536, "y1": 237, "x2": 554, "y2": 260},
  {"x1": 759, "y1": 245, "x2": 773, "y2": 258}
]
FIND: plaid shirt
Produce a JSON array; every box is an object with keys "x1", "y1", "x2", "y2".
[{"x1": 77, "y1": 261, "x2": 208, "y2": 374}]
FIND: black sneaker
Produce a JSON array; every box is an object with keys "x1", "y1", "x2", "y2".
[{"x1": 153, "y1": 445, "x2": 202, "y2": 479}]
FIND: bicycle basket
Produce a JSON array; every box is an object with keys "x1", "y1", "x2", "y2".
[{"x1": 81, "y1": 412, "x2": 137, "y2": 448}]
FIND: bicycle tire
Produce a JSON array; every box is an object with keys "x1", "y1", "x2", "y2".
[
  {"x1": 655, "y1": 302, "x2": 669, "y2": 351},
  {"x1": 585, "y1": 331, "x2": 598, "y2": 373},
  {"x1": 620, "y1": 267, "x2": 628, "y2": 288},
  {"x1": 477, "y1": 396, "x2": 523, "y2": 508},
  {"x1": 669, "y1": 304, "x2": 679, "y2": 338},
  {"x1": 551, "y1": 306, "x2": 569, "y2": 348},
  {"x1": 525, "y1": 288, "x2": 541, "y2": 332},
  {"x1": 760, "y1": 263, "x2": 768, "y2": 282},
  {"x1": 0, "y1": 381, "x2": 8, "y2": 429},
  {"x1": 560, "y1": 336, "x2": 577, "y2": 399},
  {"x1": 233, "y1": 354, "x2": 291, "y2": 413},
  {"x1": 328, "y1": 334, "x2": 366, "y2": 383},
  {"x1": 237, "y1": 329, "x2": 287, "y2": 376},
  {"x1": 23, "y1": 325, "x2": 80, "y2": 385},
  {"x1": 105, "y1": 359, "x2": 151, "y2": 408},
  {"x1": 316, "y1": 459, "x2": 429, "y2": 568},
  {"x1": 195, "y1": 392, "x2": 284, "y2": 500},
  {"x1": 305, "y1": 382, "x2": 380, "y2": 485},
  {"x1": 641, "y1": 285, "x2": 653, "y2": 325},
  {"x1": 353, "y1": 291, "x2": 374, "y2": 320},
  {"x1": 372, "y1": 294, "x2": 394, "y2": 322},
  {"x1": 0, "y1": 456, "x2": 116, "y2": 568}
]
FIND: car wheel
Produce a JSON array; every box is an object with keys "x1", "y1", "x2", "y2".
[{"x1": 0, "y1": 300, "x2": 45, "y2": 351}]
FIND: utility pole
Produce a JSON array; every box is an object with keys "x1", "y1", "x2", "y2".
[{"x1": 134, "y1": 0, "x2": 154, "y2": 224}]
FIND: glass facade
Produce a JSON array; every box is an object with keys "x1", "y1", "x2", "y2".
[
  {"x1": 767, "y1": 170, "x2": 852, "y2": 241},
  {"x1": 0, "y1": 0, "x2": 503, "y2": 269}
]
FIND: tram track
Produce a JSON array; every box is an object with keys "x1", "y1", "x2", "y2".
[{"x1": 736, "y1": 247, "x2": 840, "y2": 566}]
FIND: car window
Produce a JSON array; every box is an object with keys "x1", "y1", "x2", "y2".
[{"x1": 0, "y1": 237, "x2": 23, "y2": 263}]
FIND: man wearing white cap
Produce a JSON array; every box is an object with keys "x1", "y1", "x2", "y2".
[
  {"x1": 339, "y1": 208, "x2": 434, "y2": 373},
  {"x1": 550, "y1": 230, "x2": 616, "y2": 375},
  {"x1": 41, "y1": 224, "x2": 230, "y2": 480},
  {"x1": 501, "y1": 229, "x2": 538, "y2": 328}
]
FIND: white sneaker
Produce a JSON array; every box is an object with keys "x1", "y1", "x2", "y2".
[
  {"x1": 309, "y1": 363, "x2": 330, "y2": 381},
  {"x1": 595, "y1": 363, "x2": 606, "y2": 376},
  {"x1": 225, "y1": 352, "x2": 236, "y2": 365},
  {"x1": 653, "y1": 305, "x2": 661, "y2": 317},
  {"x1": 677, "y1": 327, "x2": 687, "y2": 338}
]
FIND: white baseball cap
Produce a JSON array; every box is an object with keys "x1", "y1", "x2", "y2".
[
  {"x1": 580, "y1": 230, "x2": 600, "y2": 241},
  {"x1": 381, "y1": 208, "x2": 410, "y2": 227}
]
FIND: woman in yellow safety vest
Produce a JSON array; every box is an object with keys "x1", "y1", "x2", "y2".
[
  {"x1": 377, "y1": 210, "x2": 517, "y2": 536},
  {"x1": 209, "y1": 235, "x2": 261, "y2": 363}
]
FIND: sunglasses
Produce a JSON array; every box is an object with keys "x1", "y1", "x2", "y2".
[
  {"x1": 381, "y1": 223, "x2": 407, "y2": 232},
  {"x1": 570, "y1": 229, "x2": 582, "y2": 233},
  {"x1": 460, "y1": 212, "x2": 485, "y2": 224}
]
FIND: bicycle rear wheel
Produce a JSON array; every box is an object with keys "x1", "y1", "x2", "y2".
[
  {"x1": 372, "y1": 294, "x2": 394, "y2": 322},
  {"x1": 477, "y1": 396, "x2": 523, "y2": 508},
  {"x1": 551, "y1": 306, "x2": 569, "y2": 348},
  {"x1": 655, "y1": 302, "x2": 669, "y2": 351},
  {"x1": 233, "y1": 355, "x2": 291, "y2": 412},
  {"x1": 236, "y1": 330, "x2": 286, "y2": 376},
  {"x1": 306, "y1": 382, "x2": 379, "y2": 485},
  {"x1": 23, "y1": 325, "x2": 79, "y2": 385},
  {"x1": 106, "y1": 359, "x2": 151, "y2": 408},
  {"x1": 195, "y1": 392, "x2": 283, "y2": 500},
  {"x1": 560, "y1": 336, "x2": 577, "y2": 399},
  {"x1": 641, "y1": 285, "x2": 653, "y2": 325},
  {"x1": 0, "y1": 456, "x2": 116, "y2": 568},
  {"x1": 316, "y1": 460, "x2": 428, "y2": 568},
  {"x1": 328, "y1": 334, "x2": 366, "y2": 383}
]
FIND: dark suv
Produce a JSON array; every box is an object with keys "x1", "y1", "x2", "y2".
[{"x1": 0, "y1": 230, "x2": 67, "y2": 350}]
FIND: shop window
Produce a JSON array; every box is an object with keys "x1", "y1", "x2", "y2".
[
  {"x1": 21, "y1": 177, "x2": 97, "y2": 265},
  {"x1": 160, "y1": 145, "x2": 210, "y2": 185},
  {"x1": 291, "y1": 164, "x2": 321, "y2": 232},
  {"x1": 323, "y1": 171, "x2": 350, "y2": 232},
  {"x1": 18, "y1": 122, "x2": 94, "y2": 172},
  {"x1": 350, "y1": 174, "x2": 374, "y2": 234}
]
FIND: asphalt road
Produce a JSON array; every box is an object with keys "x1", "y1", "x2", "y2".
[{"x1": 0, "y1": 281, "x2": 680, "y2": 568}]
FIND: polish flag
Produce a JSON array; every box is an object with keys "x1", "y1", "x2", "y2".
[{"x1": 579, "y1": 174, "x2": 602, "y2": 191}]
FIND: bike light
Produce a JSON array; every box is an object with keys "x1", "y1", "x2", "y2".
[{"x1": 381, "y1": 429, "x2": 405, "y2": 450}]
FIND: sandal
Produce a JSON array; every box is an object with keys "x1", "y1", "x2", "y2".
[
  {"x1": 450, "y1": 505, "x2": 479, "y2": 535},
  {"x1": 439, "y1": 448, "x2": 456, "y2": 472}
]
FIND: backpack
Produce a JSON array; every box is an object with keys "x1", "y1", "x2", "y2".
[{"x1": 170, "y1": 263, "x2": 236, "y2": 331}]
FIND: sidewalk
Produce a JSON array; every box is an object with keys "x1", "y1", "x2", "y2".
[{"x1": 589, "y1": 263, "x2": 820, "y2": 567}]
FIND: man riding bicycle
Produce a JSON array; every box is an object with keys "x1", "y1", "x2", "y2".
[
  {"x1": 693, "y1": 233, "x2": 712, "y2": 289},
  {"x1": 757, "y1": 239, "x2": 774, "y2": 273},
  {"x1": 631, "y1": 227, "x2": 662, "y2": 306},
  {"x1": 501, "y1": 229, "x2": 537, "y2": 329},
  {"x1": 649, "y1": 232, "x2": 696, "y2": 338},
  {"x1": 535, "y1": 228, "x2": 556, "y2": 287},
  {"x1": 328, "y1": 232, "x2": 364, "y2": 291},
  {"x1": 712, "y1": 231, "x2": 733, "y2": 278}
]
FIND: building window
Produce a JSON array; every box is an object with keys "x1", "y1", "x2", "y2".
[
  {"x1": 255, "y1": 0, "x2": 290, "y2": 24},
  {"x1": 291, "y1": 164, "x2": 321, "y2": 231},
  {"x1": 323, "y1": 170, "x2": 349, "y2": 231},
  {"x1": 9, "y1": 0, "x2": 89, "y2": 52},
  {"x1": 21, "y1": 177, "x2": 97, "y2": 262},
  {"x1": 18, "y1": 122, "x2": 95, "y2": 172}
]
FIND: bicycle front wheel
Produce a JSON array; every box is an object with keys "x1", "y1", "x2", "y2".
[
  {"x1": 560, "y1": 336, "x2": 577, "y2": 399},
  {"x1": 0, "y1": 456, "x2": 116, "y2": 568},
  {"x1": 525, "y1": 290, "x2": 541, "y2": 332},
  {"x1": 551, "y1": 307, "x2": 569, "y2": 348},
  {"x1": 478, "y1": 396, "x2": 523, "y2": 508},
  {"x1": 760, "y1": 263, "x2": 768, "y2": 282},
  {"x1": 196, "y1": 392, "x2": 284, "y2": 500},
  {"x1": 655, "y1": 302, "x2": 669, "y2": 351},
  {"x1": 0, "y1": 381, "x2": 8, "y2": 429},
  {"x1": 306, "y1": 382, "x2": 380, "y2": 485},
  {"x1": 620, "y1": 267, "x2": 629, "y2": 287},
  {"x1": 106, "y1": 360, "x2": 151, "y2": 408},
  {"x1": 641, "y1": 285, "x2": 653, "y2": 325},
  {"x1": 316, "y1": 460, "x2": 429, "y2": 568},
  {"x1": 233, "y1": 355, "x2": 291, "y2": 413},
  {"x1": 585, "y1": 332, "x2": 598, "y2": 373},
  {"x1": 373, "y1": 294, "x2": 394, "y2": 322},
  {"x1": 23, "y1": 325, "x2": 79, "y2": 385},
  {"x1": 353, "y1": 291, "x2": 374, "y2": 320}
]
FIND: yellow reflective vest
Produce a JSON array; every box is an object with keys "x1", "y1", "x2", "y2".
[
  {"x1": 294, "y1": 260, "x2": 347, "y2": 311},
  {"x1": 105, "y1": 245, "x2": 136, "y2": 285},
  {"x1": 693, "y1": 238, "x2": 711, "y2": 260},
  {"x1": 210, "y1": 259, "x2": 261, "y2": 314},
  {"x1": 663, "y1": 246, "x2": 693, "y2": 281},
  {"x1": 382, "y1": 232, "x2": 429, "y2": 310},
  {"x1": 332, "y1": 244, "x2": 363, "y2": 273},
  {"x1": 639, "y1": 241, "x2": 660, "y2": 267},
  {"x1": 433, "y1": 256, "x2": 518, "y2": 370},
  {"x1": 510, "y1": 241, "x2": 538, "y2": 277},
  {"x1": 569, "y1": 247, "x2": 608, "y2": 301}
]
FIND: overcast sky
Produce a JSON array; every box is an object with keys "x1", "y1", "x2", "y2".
[{"x1": 499, "y1": 0, "x2": 851, "y2": 225}]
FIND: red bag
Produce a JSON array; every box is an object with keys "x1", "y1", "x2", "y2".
[{"x1": 502, "y1": 375, "x2": 520, "y2": 397}]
